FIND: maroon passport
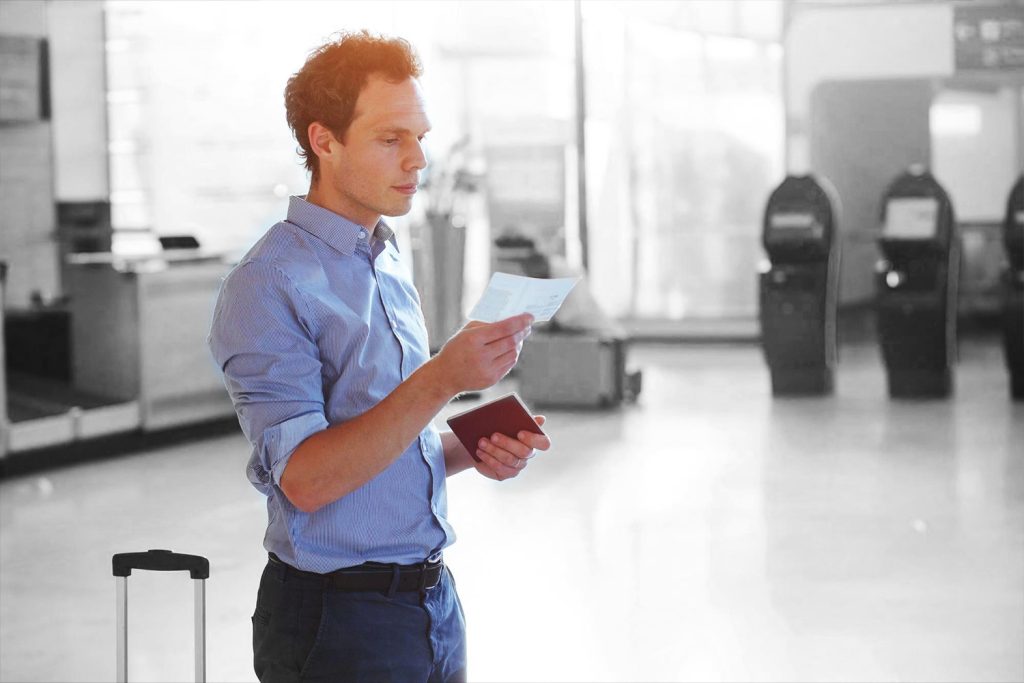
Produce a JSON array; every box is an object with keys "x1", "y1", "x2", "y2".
[{"x1": 446, "y1": 393, "x2": 545, "y2": 463}]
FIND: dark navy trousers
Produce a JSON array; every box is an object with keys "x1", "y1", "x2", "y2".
[{"x1": 252, "y1": 558, "x2": 467, "y2": 682}]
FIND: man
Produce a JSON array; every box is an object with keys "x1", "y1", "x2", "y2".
[{"x1": 208, "y1": 31, "x2": 550, "y2": 682}]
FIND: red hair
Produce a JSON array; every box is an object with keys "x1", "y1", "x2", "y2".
[{"x1": 284, "y1": 31, "x2": 423, "y2": 180}]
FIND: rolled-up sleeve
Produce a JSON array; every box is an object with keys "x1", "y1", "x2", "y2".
[{"x1": 209, "y1": 260, "x2": 328, "y2": 489}]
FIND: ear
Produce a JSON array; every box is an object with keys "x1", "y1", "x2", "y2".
[{"x1": 307, "y1": 122, "x2": 338, "y2": 166}]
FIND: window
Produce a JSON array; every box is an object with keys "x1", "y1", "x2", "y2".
[
  {"x1": 104, "y1": 0, "x2": 784, "y2": 324},
  {"x1": 583, "y1": 1, "x2": 785, "y2": 321}
]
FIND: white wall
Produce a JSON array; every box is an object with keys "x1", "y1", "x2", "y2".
[
  {"x1": 785, "y1": 3, "x2": 954, "y2": 173},
  {"x1": 0, "y1": 0, "x2": 59, "y2": 306},
  {"x1": 0, "y1": 0, "x2": 47, "y2": 37},
  {"x1": 932, "y1": 87, "x2": 1022, "y2": 222},
  {"x1": 47, "y1": 0, "x2": 108, "y2": 201}
]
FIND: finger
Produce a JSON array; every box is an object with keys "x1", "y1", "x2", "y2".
[
  {"x1": 500, "y1": 312, "x2": 535, "y2": 329},
  {"x1": 491, "y1": 346, "x2": 520, "y2": 368},
  {"x1": 484, "y1": 433, "x2": 533, "y2": 461},
  {"x1": 516, "y1": 432, "x2": 551, "y2": 452},
  {"x1": 475, "y1": 314, "x2": 534, "y2": 343},
  {"x1": 471, "y1": 457, "x2": 502, "y2": 481},
  {"x1": 483, "y1": 328, "x2": 531, "y2": 358},
  {"x1": 483, "y1": 353, "x2": 518, "y2": 383},
  {"x1": 478, "y1": 436, "x2": 525, "y2": 468},
  {"x1": 498, "y1": 431, "x2": 546, "y2": 459},
  {"x1": 479, "y1": 440, "x2": 529, "y2": 477},
  {"x1": 475, "y1": 445, "x2": 520, "y2": 480},
  {"x1": 533, "y1": 415, "x2": 546, "y2": 427},
  {"x1": 485, "y1": 335, "x2": 518, "y2": 357},
  {"x1": 510, "y1": 331, "x2": 528, "y2": 353}
]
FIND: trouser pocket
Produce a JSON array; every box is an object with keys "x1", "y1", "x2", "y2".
[{"x1": 252, "y1": 563, "x2": 324, "y2": 683}]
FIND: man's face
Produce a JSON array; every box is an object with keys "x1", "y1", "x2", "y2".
[{"x1": 319, "y1": 75, "x2": 430, "y2": 228}]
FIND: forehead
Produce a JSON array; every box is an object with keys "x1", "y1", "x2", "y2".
[{"x1": 352, "y1": 75, "x2": 431, "y2": 132}]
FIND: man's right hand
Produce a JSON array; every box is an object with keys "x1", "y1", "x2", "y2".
[{"x1": 432, "y1": 313, "x2": 534, "y2": 394}]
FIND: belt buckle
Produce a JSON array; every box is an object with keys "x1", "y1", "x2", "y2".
[{"x1": 419, "y1": 560, "x2": 442, "y2": 592}]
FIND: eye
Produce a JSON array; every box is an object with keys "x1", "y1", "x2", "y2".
[{"x1": 383, "y1": 138, "x2": 399, "y2": 145}]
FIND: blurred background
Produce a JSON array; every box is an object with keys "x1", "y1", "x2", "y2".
[{"x1": 0, "y1": 1, "x2": 1021, "y2": 682}]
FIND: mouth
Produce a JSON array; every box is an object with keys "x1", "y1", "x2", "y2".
[{"x1": 393, "y1": 184, "x2": 418, "y2": 196}]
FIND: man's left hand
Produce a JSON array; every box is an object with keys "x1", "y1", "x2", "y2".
[{"x1": 473, "y1": 416, "x2": 551, "y2": 481}]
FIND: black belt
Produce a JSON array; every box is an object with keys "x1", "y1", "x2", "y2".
[{"x1": 268, "y1": 553, "x2": 443, "y2": 593}]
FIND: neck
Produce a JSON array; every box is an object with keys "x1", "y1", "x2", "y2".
[{"x1": 306, "y1": 179, "x2": 379, "y2": 231}]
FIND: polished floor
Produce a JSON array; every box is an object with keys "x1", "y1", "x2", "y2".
[{"x1": 1, "y1": 339, "x2": 1021, "y2": 682}]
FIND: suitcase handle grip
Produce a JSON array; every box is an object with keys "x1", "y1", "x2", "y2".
[{"x1": 112, "y1": 549, "x2": 209, "y2": 579}]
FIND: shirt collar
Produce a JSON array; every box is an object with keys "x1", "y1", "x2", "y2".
[{"x1": 286, "y1": 195, "x2": 398, "y2": 256}]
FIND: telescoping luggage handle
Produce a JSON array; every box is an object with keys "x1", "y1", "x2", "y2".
[{"x1": 112, "y1": 550, "x2": 209, "y2": 683}]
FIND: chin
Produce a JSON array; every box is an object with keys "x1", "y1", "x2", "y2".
[{"x1": 382, "y1": 201, "x2": 414, "y2": 218}]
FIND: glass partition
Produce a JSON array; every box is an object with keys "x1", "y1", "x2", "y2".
[{"x1": 581, "y1": 1, "x2": 784, "y2": 322}]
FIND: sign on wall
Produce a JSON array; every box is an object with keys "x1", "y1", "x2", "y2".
[{"x1": 954, "y1": 4, "x2": 1024, "y2": 71}]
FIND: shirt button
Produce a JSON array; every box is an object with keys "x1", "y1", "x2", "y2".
[{"x1": 358, "y1": 230, "x2": 367, "y2": 239}]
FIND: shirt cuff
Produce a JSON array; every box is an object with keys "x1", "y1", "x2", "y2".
[{"x1": 263, "y1": 412, "x2": 330, "y2": 486}]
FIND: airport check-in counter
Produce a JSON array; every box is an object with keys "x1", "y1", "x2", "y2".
[
  {"x1": 875, "y1": 168, "x2": 960, "y2": 398},
  {"x1": 3, "y1": 254, "x2": 235, "y2": 458},
  {"x1": 64, "y1": 254, "x2": 236, "y2": 434},
  {"x1": 1002, "y1": 175, "x2": 1024, "y2": 400},
  {"x1": 759, "y1": 175, "x2": 840, "y2": 395},
  {"x1": 1, "y1": 264, "x2": 88, "y2": 454},
  {"x1": 2, "y1": 251, "x2": 238, "y2": 460}
]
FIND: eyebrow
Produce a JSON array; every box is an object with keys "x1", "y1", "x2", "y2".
[{"x1": 372, "y1": 126, "x2": 431, "y2": 135}]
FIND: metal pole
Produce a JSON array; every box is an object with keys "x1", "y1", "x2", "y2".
[
  {"x1": 116, "y1": 577, "x2": 127, "y2": 683},
  {"x1": 194, "y1": 579, "x2": 206, "y2": 682},
  {"x1": 574, "y1": 0, "x2": 590, "y2": 273}
]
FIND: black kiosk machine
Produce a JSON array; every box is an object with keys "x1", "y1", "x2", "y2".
[
  {"x1": 759, "y1": 175, "x2": 841, "y2": 395},
  {"x1": 1002, "y1": 175, "x2": 1024, "y2": 400},
  {"x1": 875, "y1": 167, "x2": 960, "y2": 398}
]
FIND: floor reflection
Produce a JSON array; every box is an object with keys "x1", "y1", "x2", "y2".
[{"x1": 1, "y1": 340, "x2": 1021, "y2": 682}]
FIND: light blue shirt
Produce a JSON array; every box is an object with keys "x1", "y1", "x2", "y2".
[{"x1": 209, "y1": 196, "x2": 453, "y2": 572}]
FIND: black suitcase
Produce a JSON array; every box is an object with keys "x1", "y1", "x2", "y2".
[{"x1": 112, "y1": 549, "x2": 210, "y2": 682}]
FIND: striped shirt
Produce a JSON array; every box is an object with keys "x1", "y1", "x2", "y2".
[{"x1": 208, "y1": 195, "x2": 453, "y2": 572}]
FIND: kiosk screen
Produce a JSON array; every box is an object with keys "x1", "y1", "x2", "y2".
[
  {"x1": 884, "y1": 197, "x2": 939, "y2": 239},
  {"x1": 769, "y1": 212, "x2": 822, "y2": 238}
]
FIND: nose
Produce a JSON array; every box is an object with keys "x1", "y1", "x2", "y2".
[{"x1": 404, "y1": 138, "x2": 427, "y2": 173}]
